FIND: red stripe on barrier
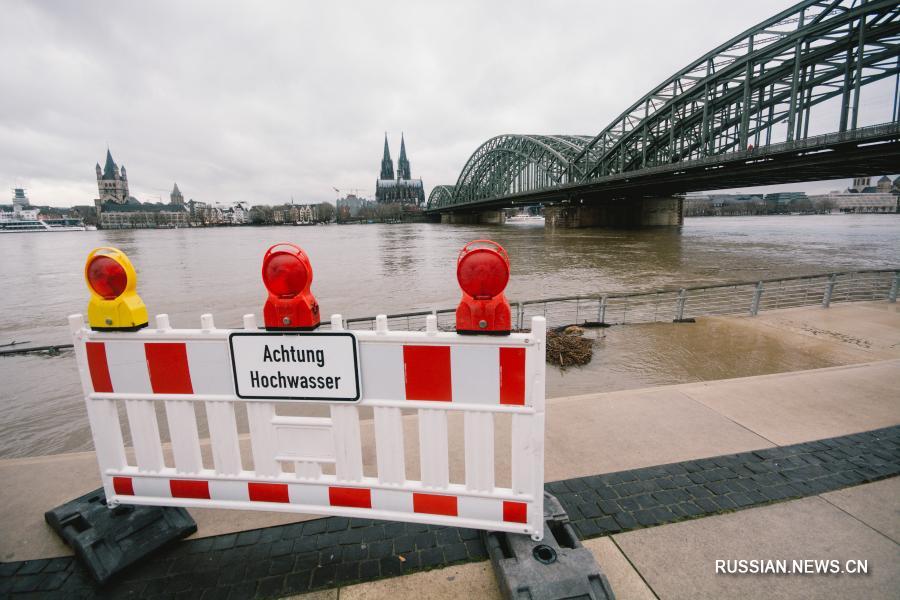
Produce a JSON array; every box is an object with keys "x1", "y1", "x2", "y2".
[
  {"x1": 170, "y1": 479, "x2": 210, "y2": 499},
  {"x1": 499, "y1": 347, "x2": 526, "y2": 405},
  {"x1": 85, "y1": 342, "x2": 113, "y2": 393},
  {"x1": 248, "y1": 482, "x2": 290, "y2": 503},
  {"x1": 412, "y1": 492, "x2": 458, "y2": 516},
  {"x1": 145, "y1": 343, "x2": 193, "y2": 394},
  {"x1": 403, "y1": 345, "x2": 452, "y2": 401},
  {"x1": 329, "y1": 486, "x2": 372, "y2": 509},
  {"x1": 112, "y1": 476, "x2": 134, "y2": 496},
  {"x1": 503, "y1": 500, "x2": 528, "y2": 523}
]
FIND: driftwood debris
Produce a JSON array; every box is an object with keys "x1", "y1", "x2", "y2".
[{"x1": 546, "y1": 327, "x2": 594, "y2": 368}]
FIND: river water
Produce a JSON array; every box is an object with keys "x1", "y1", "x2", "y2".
[{"x1": 1, "y1": 214, "x2": 898, "y2": 458}]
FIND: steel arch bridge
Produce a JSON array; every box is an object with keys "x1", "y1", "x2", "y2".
[{"x1": 427, "y1": 0, "x2": 900, "y2": 213}]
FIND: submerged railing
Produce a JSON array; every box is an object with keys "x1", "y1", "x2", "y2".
[
  {"x1": 341, "y1": 269, "x2": 899, "y2": 332},
  {"x1": 2, "y1": 269, "x2": 897, "y2": 357}
]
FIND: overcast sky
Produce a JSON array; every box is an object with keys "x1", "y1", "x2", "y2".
[{"x1": 2, "y1": 0, "x2": 896, "y2": 207}]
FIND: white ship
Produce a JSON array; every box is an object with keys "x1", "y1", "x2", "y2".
[
  {"x1": 0, "y1": 188, "x2": 88, "y2": 233},
  {"x1": 506, "y1": 210, "x2": 545, "y2": 224}
]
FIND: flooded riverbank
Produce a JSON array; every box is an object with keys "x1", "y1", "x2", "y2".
[{"x1": 0, "y1": 214, "x2": 898, "y2": 458}]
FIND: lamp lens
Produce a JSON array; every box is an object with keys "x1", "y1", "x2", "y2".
[
  {"x1": 87, "y1": 256, "x2": 128, "y2": 299},
  {"x1": 264, "y1": 253, "x2": 308, "y2": 297},
  {"x1": 458, "y1": 250, "x2": 509, "y2": 298}
]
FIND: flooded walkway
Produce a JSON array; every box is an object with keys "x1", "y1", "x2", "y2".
[{"x1": 2, "y1": 301, "x2": 897, "y2": 564}]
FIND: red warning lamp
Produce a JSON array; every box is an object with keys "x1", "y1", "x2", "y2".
[
  {"x1": 455, "y1": 240, "x2": 512, "y2": 335},
  {"x1": 87, "y1": 256, "x2": 128, "y2": 300},
  {"x1": 262, "y1": 243, "x2": 320, "y2": 330}
]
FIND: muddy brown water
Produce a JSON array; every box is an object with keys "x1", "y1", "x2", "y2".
[{"x1": 1, "y1": 214, "x2": 898, "y2": 458}]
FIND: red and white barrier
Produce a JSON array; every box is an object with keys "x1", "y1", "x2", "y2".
[{"x1": 69, "y1": 312, "x2": 547, "y2": 539}]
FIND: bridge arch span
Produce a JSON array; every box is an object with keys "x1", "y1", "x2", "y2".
[{"x1": 427, "y1": 0, "x2": 900, "y2": 212}]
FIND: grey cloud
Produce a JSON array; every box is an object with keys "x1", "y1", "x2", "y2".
[{"x1": 2, "y1": 0, "x2": 809, "y2": 206}]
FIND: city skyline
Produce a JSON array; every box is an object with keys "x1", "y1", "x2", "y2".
[{"x1": 3, "y1": 0, "x2": 899, "y2": 207}]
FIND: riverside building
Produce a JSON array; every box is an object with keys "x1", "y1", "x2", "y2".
[{"x1": 93, "y1": 150, "x2": 189, "y2": 229}]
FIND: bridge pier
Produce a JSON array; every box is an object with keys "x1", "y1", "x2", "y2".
[
  {"x1": 545, "y1": 196, "x2": 684, "y2": 228},
  {"x1": 440, "y1": 210, "x2": 506, "y2": 225}
]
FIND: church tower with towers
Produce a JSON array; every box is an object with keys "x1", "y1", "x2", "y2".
[
  {"x1": 375, "y1": 133, "x2": 425, "y2": 206},
  {"x1": 95, "y1": 149, "x2": 131, "y2": 204}
]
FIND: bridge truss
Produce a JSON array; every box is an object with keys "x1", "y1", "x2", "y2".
[{"x1": 428, "y1": 0, "x2": 900, "y2": 211}]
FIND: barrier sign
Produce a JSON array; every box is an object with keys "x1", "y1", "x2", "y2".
[
  {"x1": 72, "y1": 242, "x2": 547, "y2": 541},
  {"x1": 229, "y1": 332, "x2": 361, "y2": 401}
]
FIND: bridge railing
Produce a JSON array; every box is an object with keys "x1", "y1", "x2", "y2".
[{"x1": 335, "y1": 269, "x2": 898, "y2": 331}]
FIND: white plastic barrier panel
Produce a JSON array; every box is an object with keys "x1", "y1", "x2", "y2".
[{"x1": 69, "y1": 312, "x2": 548, "y2": 540}]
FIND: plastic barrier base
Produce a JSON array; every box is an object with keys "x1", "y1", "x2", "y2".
[
  {"x1": 44, "y1": 487, "x2": 196, "y2": 584},
  {"x1": 484, "y1": 492, "x2": 615, "y2": 600}
]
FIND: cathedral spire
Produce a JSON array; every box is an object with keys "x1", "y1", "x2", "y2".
[
  {"x1": 380, "y1": 133, "x2": 394, "y2": 180},
  {"x1": 398, "y1": 132, "x2": 411, "y2": 180}
]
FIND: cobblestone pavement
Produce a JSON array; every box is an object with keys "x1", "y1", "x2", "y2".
[{"x1": 2, "y1": 425, "x2": 898, "y2": 599}]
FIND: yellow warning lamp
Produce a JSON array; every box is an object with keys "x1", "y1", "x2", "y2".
[{"x1": 84, "y1": 247, "x2": 148, "y2": 331}]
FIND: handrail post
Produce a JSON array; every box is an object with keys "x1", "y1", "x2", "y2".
[
  {"x1": 674, "y1": 288, "x2": 686, "y2": 321},
  {"x1": 597, "y1": 295, "x2": 608, "y2": 325},
  {"x1": 822, "y1": 274, "x2": 837, "y2": 308},
  {"x1": 890, "y1": 272, "x2": 899, "y2": 303},
  {"x1": 750, "y1": 281, "x2": 764, "y2": 316}
]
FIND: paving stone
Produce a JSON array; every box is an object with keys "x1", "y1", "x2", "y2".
[
  {"x1": 616, "y1": 497, "x2": 639, "y2": 512},
  {"x1": 597, "y1": 499, "x2": 618, "y2": 515},
  {"x1": 16, "y1": 560, "x2": 49, "y2": 576},
  {"x1": 303, "y1": 519, "x2": 328, "y2": 535},
  {"x1": 361, "y1": 525, "x2": 386, "y2": 542},
  {"x1": 283, "y1": 571, "x2": 311, "y2": 595},
  {"x1": 342, "y1": 544, "x2": 368, "y2": 562},
  {"x1": 434, "y1": 527, "x2": 460, "y2": 545},
  {"x1": 326, "y1": 517, "x2": 350, "y2": 532},
  {"x1": 634, "y1": 510, "x2": 658, "y2": 527},
  {"x1": 596, "y1": 516, "x2": 620, "y2": 534},
  {"x1": 292, "y1": 536, "x2": 318, "y2": 554},
  {"x1": 267, "y1": 556, "x2": 294, "y2": 577},
  {"x1": 294, "y1": 551, "x2": 319, "y2": 571},
  {"x1": 339, "y1": 527, "x2": 364, "y2": 545},
  {"x1": 358, "y1": 558, "x2": 381, "y2": 580},
  {"x1": 383, "y1": 522, "x2": 407, "y2": 538},
  {"x1": 418, "y1": 547, "x2": 445, "y2": 568},
  {"x1": 578, "y1": 500, "x2": 603, "y2": 518},
  {"x1": 268, "y1": 539, "x2": 293, "y2": 558},
  {"x1": 336, "y1": 561, "x2": 360, "y2": 583},
  {"x1": 381, "y1": 556, "x2": 405, "y2": 577},
  {"x1": 255, "y1": 575, "x2": 285, "y2": 599},
  {"x1": 309, "y1": 564, "x2": 337, "y2": 589},
  {"x1": 228, "y1": 581, "x2": 258, "y2": 599},
  {"x1": 367, "y1": 540, "x2": 394, "y2": 560},
  {"x1": 414, "y1": 531, "x2": 437, "y2": 550},
  {"x1": 574, "y1": 519, "x2": 603, "y2": 538},
  {"x1": 465, "y1": 539, "x2": 488, "y2": 559},
  {"x1": 443, "y1": 542, "x2": 469, "y2": 563}
]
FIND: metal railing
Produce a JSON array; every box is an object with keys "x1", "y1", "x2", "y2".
[{"x1": 337, "y1": 269, "x2": 899, "y2": 332}]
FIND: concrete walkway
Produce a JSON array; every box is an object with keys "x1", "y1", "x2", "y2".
[
  {"x1": 315, "y1": 477, "x2": 898, "y2": 600},
  {"x1": 2, "y1": 356, "x2": 897, "y2": 562}
]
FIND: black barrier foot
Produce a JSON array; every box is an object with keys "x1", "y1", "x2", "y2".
[
  {"x1": 483, "y1": 492, "x2": 615, "y2": 600},
  {"x1": 44, "y1": 487, "x2": 196, "y2": 585}
]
